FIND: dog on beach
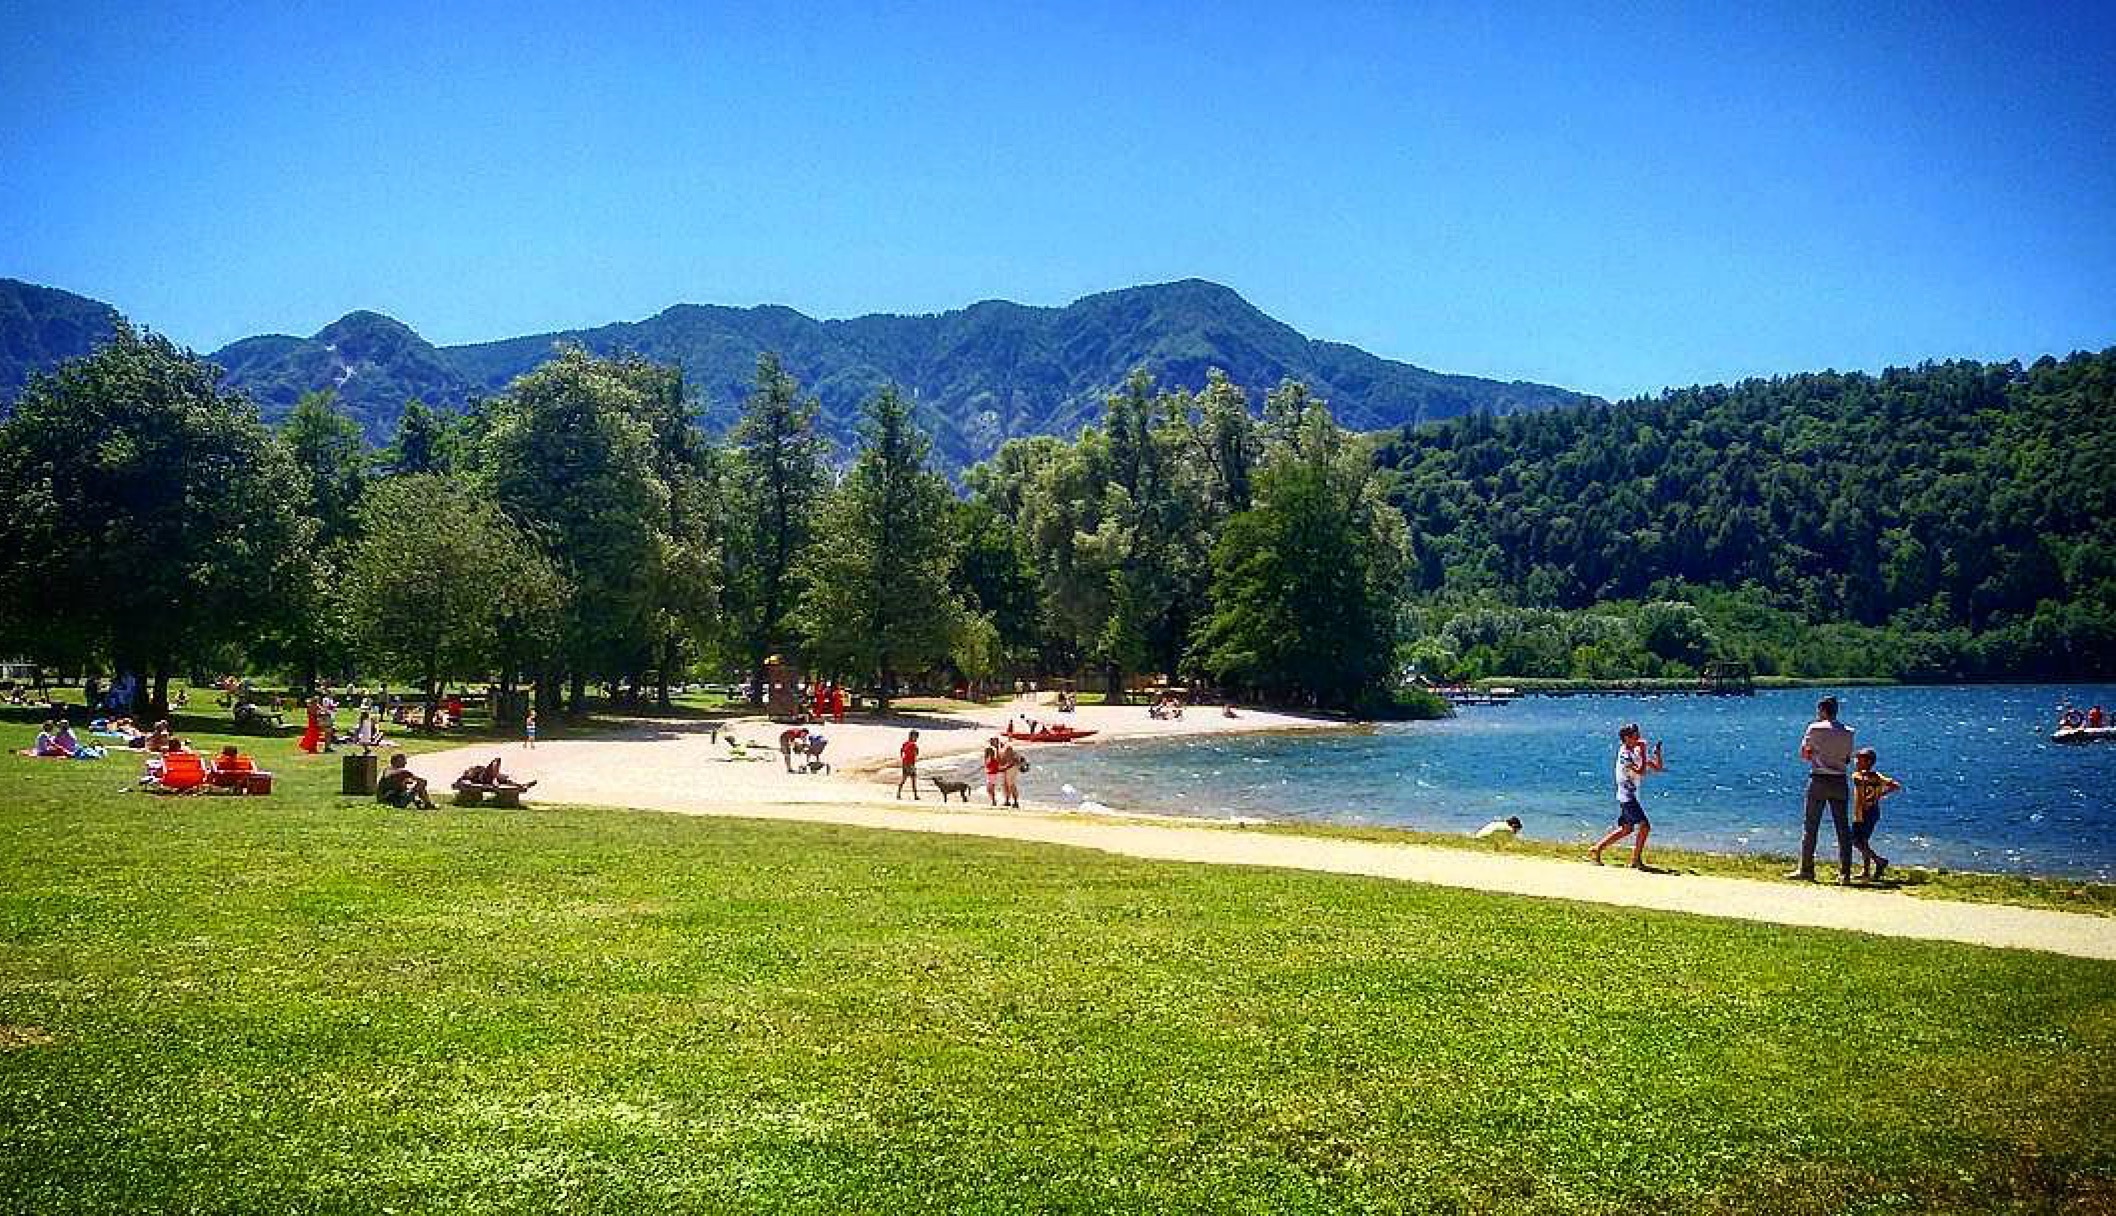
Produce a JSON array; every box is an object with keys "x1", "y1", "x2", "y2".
[{"x1": 931, "y1": 776, "x2": 972, "y2": 802}]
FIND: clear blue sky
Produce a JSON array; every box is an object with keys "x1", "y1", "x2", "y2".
[{"x1": 3, "y1": 0, "x2": 2111, "y2": 399}]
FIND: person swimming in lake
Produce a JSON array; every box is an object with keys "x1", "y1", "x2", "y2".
[
  {"x1": 1590, "y1": 723, "x2": 1664, "y2": 869},
  {"x1": 1849, "y1": 747, "x2": 1902, "y2": 882}
]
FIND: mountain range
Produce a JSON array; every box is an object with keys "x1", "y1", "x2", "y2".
[{"x1": 0, "y1": 277, "x2": 1597, "y2": 472}]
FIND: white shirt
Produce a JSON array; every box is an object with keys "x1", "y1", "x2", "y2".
[
  {"x1": 1614, "y1": 743, "x2": 1646, "y2": 801},
  {"x1": 1802, "y1": 719, "x2": 1855, "y2": 776},
  {"x1": 1473, "y1": 820, "x2": 1518, "y2": 841}
]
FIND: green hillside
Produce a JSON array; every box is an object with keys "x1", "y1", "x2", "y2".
[{"x1": 1379, "y1": 350, "x2": 2116, "y2": 678}]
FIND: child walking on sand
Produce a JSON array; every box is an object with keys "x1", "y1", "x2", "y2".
[
  {"x1": 1591, "y1": 723, "x2": 1665, "y2": 869},
  {"x1": 524, "y1": 708, "x2": 537, "y2": 749},
  {"x1": 896, "y1": 729, "x2": 921, "y2": 800},
  {"x1": 1850, "y1": 746, "x2": 1902, "y2": 881}
]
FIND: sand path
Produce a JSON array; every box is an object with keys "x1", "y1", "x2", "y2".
[{"x1": 422, "y1": 705, "x2": 2116, "y2": 962}]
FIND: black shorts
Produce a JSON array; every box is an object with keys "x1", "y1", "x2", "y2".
[{"x1": 1616, "y1": 798, "x2": 1649, "y2": 829}]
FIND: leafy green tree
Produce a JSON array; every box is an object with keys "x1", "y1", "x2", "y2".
[
  {"x1": 272, "y1": 390, "x2": 370, "y2": 687},
  {"x1": 727, "y1": 352, "x2": 828, "y2": 699},
  {"x1": 345, "y1": 474, "x2": 565, "y2": 712},
  {"x1": 475, "y1": 347, "x2": 668, "y2": 710},
  {"x1": 0, "y1": 322, "x2": 313, "y2": 711},
  {"x1": 384, "y1": 397, "x2": 448, "y2": 476},
  {"x1": 793, "y1": 386, "x2": 961, "y2": 713},
  {"x1": 949, "y1": 498, "x2": 1040, "y2": 667},
  {"x1": 628, "y1": 359, "x2": 723, "y2": 705},
  {"x1": 1192, "y1": 408, "x2": 1408, "y2": 711},
  {"x1": 1195, "y1": 368, "x2": 1259, "y2": 514}
]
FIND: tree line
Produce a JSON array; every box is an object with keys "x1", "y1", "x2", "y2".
[
  {"x1": 1378, "y1": 350, "x2": 2116, "y2": 680},
  {"x1": 0, "y1": 324, "x2": 1414, "y2": 718}
]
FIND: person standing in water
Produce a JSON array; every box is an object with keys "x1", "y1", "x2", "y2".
[
  {"x1": 1792, "y1": 696, "x2": 1855, "y2": 883},
  {"x1": 1590, "y1": 723, "x2": 1664, "y2": 869}
]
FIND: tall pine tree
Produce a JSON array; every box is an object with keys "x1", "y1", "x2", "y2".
[{"x1": 793, "y1": 386, "x2": 960, "y2": 713}]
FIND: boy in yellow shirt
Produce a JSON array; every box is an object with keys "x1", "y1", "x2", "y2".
[{"x1": 1850, "y1": 747, "x2": 1903, "y2": 882}]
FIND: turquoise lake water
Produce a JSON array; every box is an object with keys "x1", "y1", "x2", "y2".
[{"x1": 1001, "y1": 685, "x2": 2116, "y2": 880}]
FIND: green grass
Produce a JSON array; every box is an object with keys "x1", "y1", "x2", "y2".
[{"x1": 1, "y1": 722, "x2": 2112, "y2": 1214}]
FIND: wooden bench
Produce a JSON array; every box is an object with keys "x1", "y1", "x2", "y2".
[{"x1": 452, "y1": 783, "x2": 527, "y2": 809}]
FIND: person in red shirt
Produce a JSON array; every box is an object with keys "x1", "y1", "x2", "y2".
[{"x1": 896, "y1": 729, "x2": 921, "y2": 800}]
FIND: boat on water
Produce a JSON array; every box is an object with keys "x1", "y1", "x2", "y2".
[
  {"x1": 2051, "y1": 726, "x2": 2116, "y2": 746},
  {"x1": 1004, "y1": 726, "x2": 1099, "y2": 743}
]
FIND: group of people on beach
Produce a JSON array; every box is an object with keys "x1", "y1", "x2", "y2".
[
  {"x1": 1587, "y1": 695, "x2": 1903, "y2": 882},
  {"x1": 888, "y1": 729, "x2": 1028, "y2": 807}
]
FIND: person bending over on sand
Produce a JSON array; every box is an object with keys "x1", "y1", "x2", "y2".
[
  {"x1": 1849, "y1": 747, "x2": 1902, "y2": 882},
  {"x1": 1793, "y1": 696, "x2": 1855, "y2": 883},
  {"x1": 1590, "y1": 724, "x2": 1664, "y2": 869},
  {"x1": 983, "y1": 740, "x2": 1002, "y2": 805},
  {"x1": 1474, "y1": 816, "x2": 1523, "y2": 845},
  {"x1": 778, "y1": 726, "x2": 810, "y2": 772},
  {"x1": 896, "y1": 730, "x2": 921, "y2": 800},
  {"x1": 377, "y1": 753, "x2": 435, "y2": 809}
]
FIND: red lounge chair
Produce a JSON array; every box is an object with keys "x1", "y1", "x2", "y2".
[{"x1": 159, "y1": 751, "x2": 208, "y2": 791}]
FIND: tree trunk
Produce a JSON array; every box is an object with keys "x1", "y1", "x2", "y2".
[
  {"x1": 1103, "y1": 662, "x2": 1123, "y2": 705},
  {"x1": 536, "y1": 670, "x2": 562, "y2": 715},
  {"x1": 150, "y1": 666, "x2": 171, "y2": 720},
  {"x1": 657, "y1": 638, "x2": 674, "y2": 709},
  {"x1": 568, "y1": 670, "x2": 587, "y2": 713}
]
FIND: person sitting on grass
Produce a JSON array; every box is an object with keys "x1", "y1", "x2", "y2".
[
  {"x1": 52, "y1": 720, "x2": 103, "y2": 760},
  {"x1": 213, "y1": 744, "x2": 254, "y2": 774},
  {"x1": 376, "y1": 753, "x2": 436, "y2": 809},
  {"x1": 1849, "y1": 747, "x2": 1903, "y2": 882},
  {"x1": 29, "y1": 720, "x2": 63, "y2": 757}
]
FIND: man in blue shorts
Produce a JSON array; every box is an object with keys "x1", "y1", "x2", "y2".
[{"x1": 1591, "y1": 723, "x2": 1665, "y2": 869}]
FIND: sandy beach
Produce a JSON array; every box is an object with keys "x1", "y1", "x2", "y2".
[
  {"x1": 418, "y1": 703, "x2": 2116, "y2": 962},
  {"x1": 427, "y1": 700, "x2": 1347, "y2": 811}
]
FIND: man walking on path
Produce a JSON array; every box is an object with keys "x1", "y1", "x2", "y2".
[{"x1": 1792, "y1": 696, "x2": 1855, "y2": 883}]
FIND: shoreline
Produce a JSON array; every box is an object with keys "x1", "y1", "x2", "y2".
[{"x1": 406, "y1": 704, "x2": 2116, "y2": 950}]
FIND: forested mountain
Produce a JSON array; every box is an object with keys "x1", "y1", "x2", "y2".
[
  {"x1": 0, "y1": 277, "x2": 1595, "y2": 472},
  {"x1": 209, "y1": 311, "x2": 476, "y2": 440},
  {"x1": 0, "y1": 279, "x2": 119, "y2": 402},
  {"x1": 1379, "y1": 350, "x2": 2116, "y2": 677}
]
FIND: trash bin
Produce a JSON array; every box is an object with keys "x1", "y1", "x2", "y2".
[{"x1": 341, "y1": 752, "x2": 379, "y2": 796}]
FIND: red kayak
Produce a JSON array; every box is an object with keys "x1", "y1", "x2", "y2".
[{"x1": 1003, "y1": 727, "x2": 1098, "y2": 743}]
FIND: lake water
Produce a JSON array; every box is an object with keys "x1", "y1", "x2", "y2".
[{"x1": 1004, "y1": 685, "x2": 2116, "y2": 880}]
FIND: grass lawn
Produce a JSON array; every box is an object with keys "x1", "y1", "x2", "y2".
[{"x1": 1, "y1": 723, "x2": 2112, "y2": 1214}]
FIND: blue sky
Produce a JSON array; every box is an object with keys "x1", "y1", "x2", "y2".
[{"x1": 3, "y1": 0, "x2": 2111, "y2": 399}]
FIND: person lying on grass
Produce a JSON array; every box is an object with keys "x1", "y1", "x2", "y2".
[{"x1": 377, "y1": 753, "x2": 436, "y2": 809}]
